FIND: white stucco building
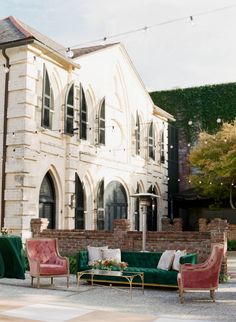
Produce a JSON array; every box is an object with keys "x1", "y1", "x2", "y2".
[{"x1": 0, "y1": 16, "x2": 174, "y2": 239}]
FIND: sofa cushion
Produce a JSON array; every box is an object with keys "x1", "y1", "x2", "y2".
[
  {"x1": 40, "y1": 264, "x2": 67, "y2": 275},
  {"x1": 87, "y1": 246, "x2": 108, "y2": 265},
  {"x1": 102, "y1": 248, "x2": 121, "y2": 262},
  {"x1": 157, "y1": 250, "x2": 175, "y2": 270},
  {"x1": 172, "y1": 250, "x2": 187, "y2": 271}
]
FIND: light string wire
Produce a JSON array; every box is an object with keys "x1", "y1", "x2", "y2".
[{"x1": 65, "y1": 4, "x2": 236, "y2": 51}]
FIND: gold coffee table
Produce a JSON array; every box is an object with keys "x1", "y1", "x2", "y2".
[{"x1": 77, "y1": 269, "x2": 144, "y2": 298}]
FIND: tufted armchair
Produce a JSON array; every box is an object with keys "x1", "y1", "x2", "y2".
[
  {"x1": 178, "y1": 243, "x2": 224, "y2": 303},
  {"x1": 26, "y1": 238, "x2": 69, "y2": 288}
]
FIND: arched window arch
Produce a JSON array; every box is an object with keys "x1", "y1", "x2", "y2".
[
  {"x1": 42, "y1": 67, "x2": 54, "y2": 129},
  {"x1": 65, "y1": 84, "x2": 74, "y2": 134},
  {"x1": 98, "y1": 98, "x2": 105, "y2": 145},
  {"x1": 148, "y1": 121, "x2": 155, "y2": 160},
  {"x1": 135, "y1": 112, "x2": 140, "y2": 155},
  {"x1": 97, "y1": 179, "x2": 104, "y2": 230},
  {"x1": 80, "y1": 86, "x2": 87, "y2": 140},
  {"x1": 39, "y1": 172, "x2": 55, "y2": 229}
]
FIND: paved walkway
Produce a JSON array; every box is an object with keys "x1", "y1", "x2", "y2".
[{"x1": 0, "y1": 253, "x2": 236, "y2": 322}]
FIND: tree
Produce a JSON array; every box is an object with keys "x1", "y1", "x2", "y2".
[{"x1": 188, "y1": 120, "x2": 236, "y2": 209}]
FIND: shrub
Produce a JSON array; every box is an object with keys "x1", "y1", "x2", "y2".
[{"x1": 227, "y1": 240, "x2": 236, "y2": 251}]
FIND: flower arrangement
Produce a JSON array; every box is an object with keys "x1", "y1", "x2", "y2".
[
  {"x1": 1, "y1": 227, "x2": 9, "y2": 235},
  {"x1": 92, "y1": 259, "x2": 128, "y2": 271}
]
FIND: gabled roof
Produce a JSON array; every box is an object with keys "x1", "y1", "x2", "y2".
[
  {"x1": 0, "y1": 16, "x2": 78, "y2": 67},
  {"x1": 72, "y1": 43, "x2": 118, "y2": 58}
]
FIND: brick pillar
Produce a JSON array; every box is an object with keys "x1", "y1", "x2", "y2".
[
  {"x1": 207, "y1": 218, "x2": 228, "y2": 275},
  {"x1": 199, "y1": 218, "x2": 208, "y2": 232},
  {"x1": 173, "y1": 218, "x2": 183, "y2": 231},
  {"x1": 30, "y1": 218, "x2": 49, "y2": 237},
  {"x1": 113, "y1": 219, "x2": 130, "y2": 249}
]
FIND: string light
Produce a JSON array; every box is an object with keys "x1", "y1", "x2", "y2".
[
  {"x1": 188, "y1": 120, "x2": 193, "y2": 126},
  {"x1": 217, "y1": 118, "x2": 222, "y2": 124},
  {"x1": 66, "y1": 48, "x2": 74, "y2": 58}
]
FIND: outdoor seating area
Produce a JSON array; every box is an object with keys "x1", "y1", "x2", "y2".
[{"x1": 77, "y1": 247, "x2": 197, "y2": 287}]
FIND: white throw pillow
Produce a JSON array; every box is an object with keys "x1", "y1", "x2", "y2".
[
  {"x1": 102, "y1": 248, "x2": 121, "y2": 263},
  {"x1": 157, "y1": 250, "x2": 175, "y2": 270},
  {"x1": 172, "y1": 250, "x2": 187, "y2": 271},
  {"x1": 87, "y1": 245, "x2": 108, "y2": 265}
]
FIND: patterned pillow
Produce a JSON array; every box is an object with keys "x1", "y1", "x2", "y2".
[
  {"x1": 87, "y1": 245, "x2": 108, "y2": 265},
  {"x1": 172, "y1": 250, "x2": 187, "y2": 271},
  {"x1": 157, "y1": 250, "x2": 175, "y2": 270},
  {"x1": 102, "y1": 248, "x2": 121, "y2": 263}
]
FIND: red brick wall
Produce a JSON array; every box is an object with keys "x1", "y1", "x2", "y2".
[
  {"x1": 228, "y1": 224, "x2": 236, "y2": 240},
  {"x1": 32, "y1": 218, "x2": 227, "y2": 274}
]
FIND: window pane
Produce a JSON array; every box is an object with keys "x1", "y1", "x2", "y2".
[{"x1": 67, "y1": 85, "x2": 74, "y2": 106}]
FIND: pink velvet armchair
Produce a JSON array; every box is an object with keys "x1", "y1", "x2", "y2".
[
  {"x1": 26, "y1": 238, "x2": 69, "y2": 288},
  {"x1": 178, "y1": 243, "x2": 224, "y2": 303}
]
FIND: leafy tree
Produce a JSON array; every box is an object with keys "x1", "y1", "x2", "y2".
[{"x1": 188, "y1": 120, "x2": 236, "y2": 209}]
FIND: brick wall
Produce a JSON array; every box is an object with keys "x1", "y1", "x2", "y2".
[
  {"x1": 228, "y1": 224, "x2": 236, "y2": 240},
  {"x1": 31, "y1": 217, "x2": 227, "y2": 275}
]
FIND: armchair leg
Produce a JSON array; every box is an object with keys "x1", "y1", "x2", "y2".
[
  {"x1": 210, "y1": 290, "x2": 215, "y2": 302},
  {"x1": 37, "y1": 277, "x2": 40, "y2": 288},
  {"x1": 51, "y1": 277, "x2": 53, "y2": 286},
  {"x1": 67, "y1": 276, "x2": 69, "y2": 288},
  {"x1": 179, "y1": 288, "x2": 184, "y2": 304},
  {"x1": 31, "y1": 276, "x2": 34, "y2": 286}
]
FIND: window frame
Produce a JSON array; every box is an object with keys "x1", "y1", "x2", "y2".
[
  {"x1": 148, "y1": 121, "x2": 155, "y2": 160},
  {"x1": 41, "y1": 67, "x2": 54, "y2": 129},
  {"x1": 135, "y1": 112, "x2": 140, "y2": 155},
  {"x1": 65, "y1": 84, "x2": 75, "y2": 135},
  {"x1": 80, "y1": 86, "x2": 87, "y2": 140},
  {"x1": 98, "y1": 98, "x2": 105, "y2": 145}
]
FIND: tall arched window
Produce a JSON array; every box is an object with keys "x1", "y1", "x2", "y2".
[
  {"x1": 42, "y1": 67, "x2": 54, "y2": 129},
  {"x1": 148, "y1": 121, "x2": 155, "y2": 160},
  {"x1": 80, "y1": 86, "x2": 87, "y2": 140},
  {"x1": 104, "y1": 181, "x2": 127, "y2": 231},
  {"x1": 97, "y1": 179, "x2": 104, "y2": 230},
  {"x1": 135, "y1": 112, "x2": 140, "y2": 155},
  {"x1": 75, "y1": 174, "x2": 85, "y2": 229},
  {"x1": 65, "y1": 84, "x2": 74, "y2": 134},
  {"x1": 160, "y1": 131, "x2": 165, "y2": 163},
  {"x1": 98, "y1": 98, "x2": 105, "y2": 145},
  {"x1": 147, "y1": 185, "x2": 157, "y2": 231},
  {"x1": 39, "y1": 172, "x2": 55, "y2": 229}
]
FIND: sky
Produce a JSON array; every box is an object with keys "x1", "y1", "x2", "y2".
[{"x1": 1, "y1": 0, "x2": 236, "y2": 91}]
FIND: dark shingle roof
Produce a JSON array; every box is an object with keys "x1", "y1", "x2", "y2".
[
  {"x1": 0, "y1": 16, "x2": 66, "y2": 54},
  {"x1": 72, "y1": 43, "x2": 118, "y2": 58}
]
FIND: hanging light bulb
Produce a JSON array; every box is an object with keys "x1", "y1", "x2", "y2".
[
  {"x1": 217, "y1": 118, "x2": 221, "y2": 124},
  {"x1": 66, "y1": 48, "x2": 74, "y2": 58},
  {"x1": 188, "y1": 120, "x2": 193, "y2": 126},
  {"x1": 3, "y1": 64, "x2": 9, "y2": 73}
]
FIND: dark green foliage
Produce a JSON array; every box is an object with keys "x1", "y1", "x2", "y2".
[
  {"x1": 228, "y1": 240, "x2": 236, "y2": 251},
  {"x1": 69, "y1": 255, "x2": 77, "y2": 274},
  {"x1": 150, "y1": 83, "x2": 236, "y2": 142}
]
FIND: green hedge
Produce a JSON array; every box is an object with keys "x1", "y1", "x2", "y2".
[
  {"x1": 228, "y1": 240, "x2": 236, "y2": 251},
  {"x1": 150, "y1": 82, "x2": 236, "y2": 142}
]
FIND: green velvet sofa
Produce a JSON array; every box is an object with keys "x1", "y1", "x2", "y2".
[{"x1": 77, "y1": 250, "x2": 197, "y2": 288}]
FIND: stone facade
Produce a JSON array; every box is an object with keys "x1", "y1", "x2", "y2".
[{"x1": 0, "y1": 18, "x2": 172, "y2": 239}]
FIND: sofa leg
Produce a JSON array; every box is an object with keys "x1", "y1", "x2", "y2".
[{"x1": 210, "y1": 290, "x2": 215, "y2": 302}]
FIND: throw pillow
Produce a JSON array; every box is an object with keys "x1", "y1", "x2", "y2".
[
  {"x1": 102, "y1": 248, "x2": 121, "y2": 263},
  {"x1": 157, "y1": 250, "x2": 175, "y2": 270},
  {"x1": 172, "y1": 249, "x2": 187, "y2": 271},
  {"x1": 87, "y1": 245, "x2": 108, "y2": 265}
]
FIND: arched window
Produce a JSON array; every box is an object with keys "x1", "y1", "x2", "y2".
[
  {"x1": 80, "y1": 86, "x2": 87, "y2": 140},
  {"x1": 160, "y1": 131, "x2": 165, "y2": 163},
  {"x1": 104, "y1": 181, "x2": 127, "y2": 231},
  {"x1": 148, "y1": 121, "x2": 155, "y2": 160},
  {"x1": 97, "y1": 179, "x2": 104, "y2": 230},
  {"x1": 98, "y1": 98, "x2": 105, "y2": 145},
  {"x1": 147, "y1": 185, "x2": 157, "y2": 231},
  {"x1": 75, "y1": 174, "x2": 85, "y2": 229},
  {"x1": 65, "y1": 84, "x2": 74, "y2": 134},
  {"x1": 39, "y1": 172, "x2": 55, "y2": 229},
  {"x1": 42, "y1": 67, "x2": 54, "y2": 129},
  {"x1": 135, "y1": 112, "x2": 140, "y2": 155}
]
